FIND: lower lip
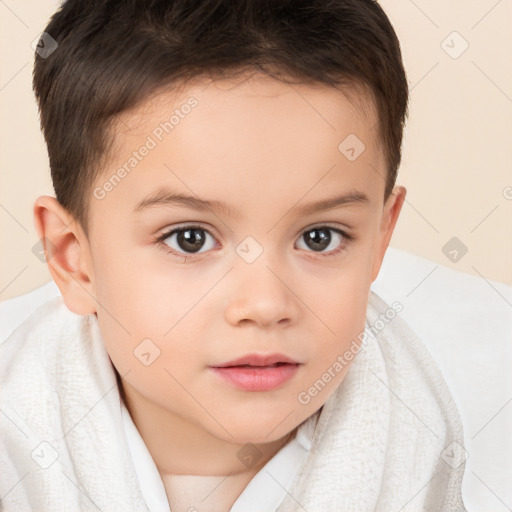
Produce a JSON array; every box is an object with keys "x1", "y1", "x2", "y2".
[{"x1": 210, "y1": 363, "x2": 300, "y2": 391}]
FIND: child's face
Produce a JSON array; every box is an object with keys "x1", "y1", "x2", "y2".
[{"x1": 38, "y1": 72, "x2": 405, "y2": 447}]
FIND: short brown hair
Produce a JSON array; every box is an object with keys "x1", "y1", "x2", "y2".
[{"x1": 33, "y1": 0, "x2": 409, "y2": 237}]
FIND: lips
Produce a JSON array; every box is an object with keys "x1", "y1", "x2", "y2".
[
  {"x1": 209, "y1": 353, "x2": 302, "y2": 391},
  {"x1": 211, "y1": 353, "x2": 300, "y2": 368}
]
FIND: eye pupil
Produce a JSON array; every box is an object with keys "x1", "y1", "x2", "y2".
[
  {"x1": 177, "y1": 229, "x2": 205, "y2": 253},
  {"x1": 305, "y1": 228, "x2": 331, "y2": 251}
]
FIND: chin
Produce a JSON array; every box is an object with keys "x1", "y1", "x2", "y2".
[{"x1": 210, "y1": 416, "x2": 297, "y2": 446}]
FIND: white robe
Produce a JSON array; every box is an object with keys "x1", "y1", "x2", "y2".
[{"x1": 0, "y1": 291, "x2": 467, "y2": 511}]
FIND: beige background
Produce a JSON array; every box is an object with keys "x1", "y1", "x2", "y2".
[{"x1": 1, "y1": 0, "x2": 511, "y2": 302}]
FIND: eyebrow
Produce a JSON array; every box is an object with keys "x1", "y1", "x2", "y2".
[{"x1": 133, "y1": 187, "x2": 369, "y2": 217}]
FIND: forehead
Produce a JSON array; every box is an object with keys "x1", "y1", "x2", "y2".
[
  {"x1": 115, "y1": 71, "x2": 379, "y2": 149},
  {"x1": 92, "y1": 72, "x2": 385, "y2": 225}
]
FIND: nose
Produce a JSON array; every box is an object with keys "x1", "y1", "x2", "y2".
[{"x1": 224, "y1": 256, "x2": 300, "y2": 329}]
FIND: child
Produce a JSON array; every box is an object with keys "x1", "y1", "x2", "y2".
[{"x1": 0, "y1": 0, "x2": 467, "y2": 511}]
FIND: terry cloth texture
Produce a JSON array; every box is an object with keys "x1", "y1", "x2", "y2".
[{"x1": 0, "y1": 291, "x2": 467, "y2": 511}]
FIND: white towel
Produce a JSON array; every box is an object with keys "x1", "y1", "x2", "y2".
[{"x1": 0, "y1": 291, "x2": 467, "y2": 512}]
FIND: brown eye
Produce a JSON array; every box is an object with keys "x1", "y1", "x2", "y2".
[
  {"x1": 303, "y1": 227, "x2": 332, "y2": 251},
  {"x1": 296, "y1": 226, "x2": 349, "y2": 255},
  {"x1": 175, "y1": 228, "x2": 207, "y2": 253},
  {"x1": 158, "y1": 226, "x2": 217, "y2": 255}
]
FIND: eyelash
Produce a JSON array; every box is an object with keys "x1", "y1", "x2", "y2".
[{"x1": 154, "y1": 223, "x2": 354, "y2": 261}]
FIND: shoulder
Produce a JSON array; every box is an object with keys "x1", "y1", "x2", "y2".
[{"x1": 0, "y1": 294, "x2": 91, "y2": 388}]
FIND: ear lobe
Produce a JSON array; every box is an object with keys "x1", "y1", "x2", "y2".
[
  {"x1": 33, "y1": 195, "x2": 97, "y2": 316},
  {"x1": 370, "y1": 185, "x2": 406, "y2": 282}
]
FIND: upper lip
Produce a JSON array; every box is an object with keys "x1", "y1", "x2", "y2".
[{"x1": 211, "y1": 353, "x2": 300, "y2": 368}]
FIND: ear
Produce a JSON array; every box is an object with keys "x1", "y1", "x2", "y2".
[
  {"x1": 370, "y1": 185, "x2": 406, "y2": 282},
  {"x1": 33, "y1": 195, "x2": 97, "y2": 316}
]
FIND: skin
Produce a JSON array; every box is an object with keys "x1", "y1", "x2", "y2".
[{"x1": 34, "y1": 71, "x2": 406, "y2": 511}]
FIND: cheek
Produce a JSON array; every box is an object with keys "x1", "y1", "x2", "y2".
[
  {"x1": 91, "y1": 253, "x2": 210, "y2": 381},
  {"x1": 311, "y1": 287, "x2": 368, "y2": 368},
  {"x1": 92, "y1": 240, "x2": 177, "y2": 326},
  {"x1": 94, "y1": 298, "x2": 208, "y2": 414},
  {"x1": 310, "y1": 256, "x2": 371, "y2": 336},
  {"x1": 294, "y1": 275, "x2": 370, "y2": 411},
  {"x1": 301, "y1": 255, "x2": 372, "y2": 373}
]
